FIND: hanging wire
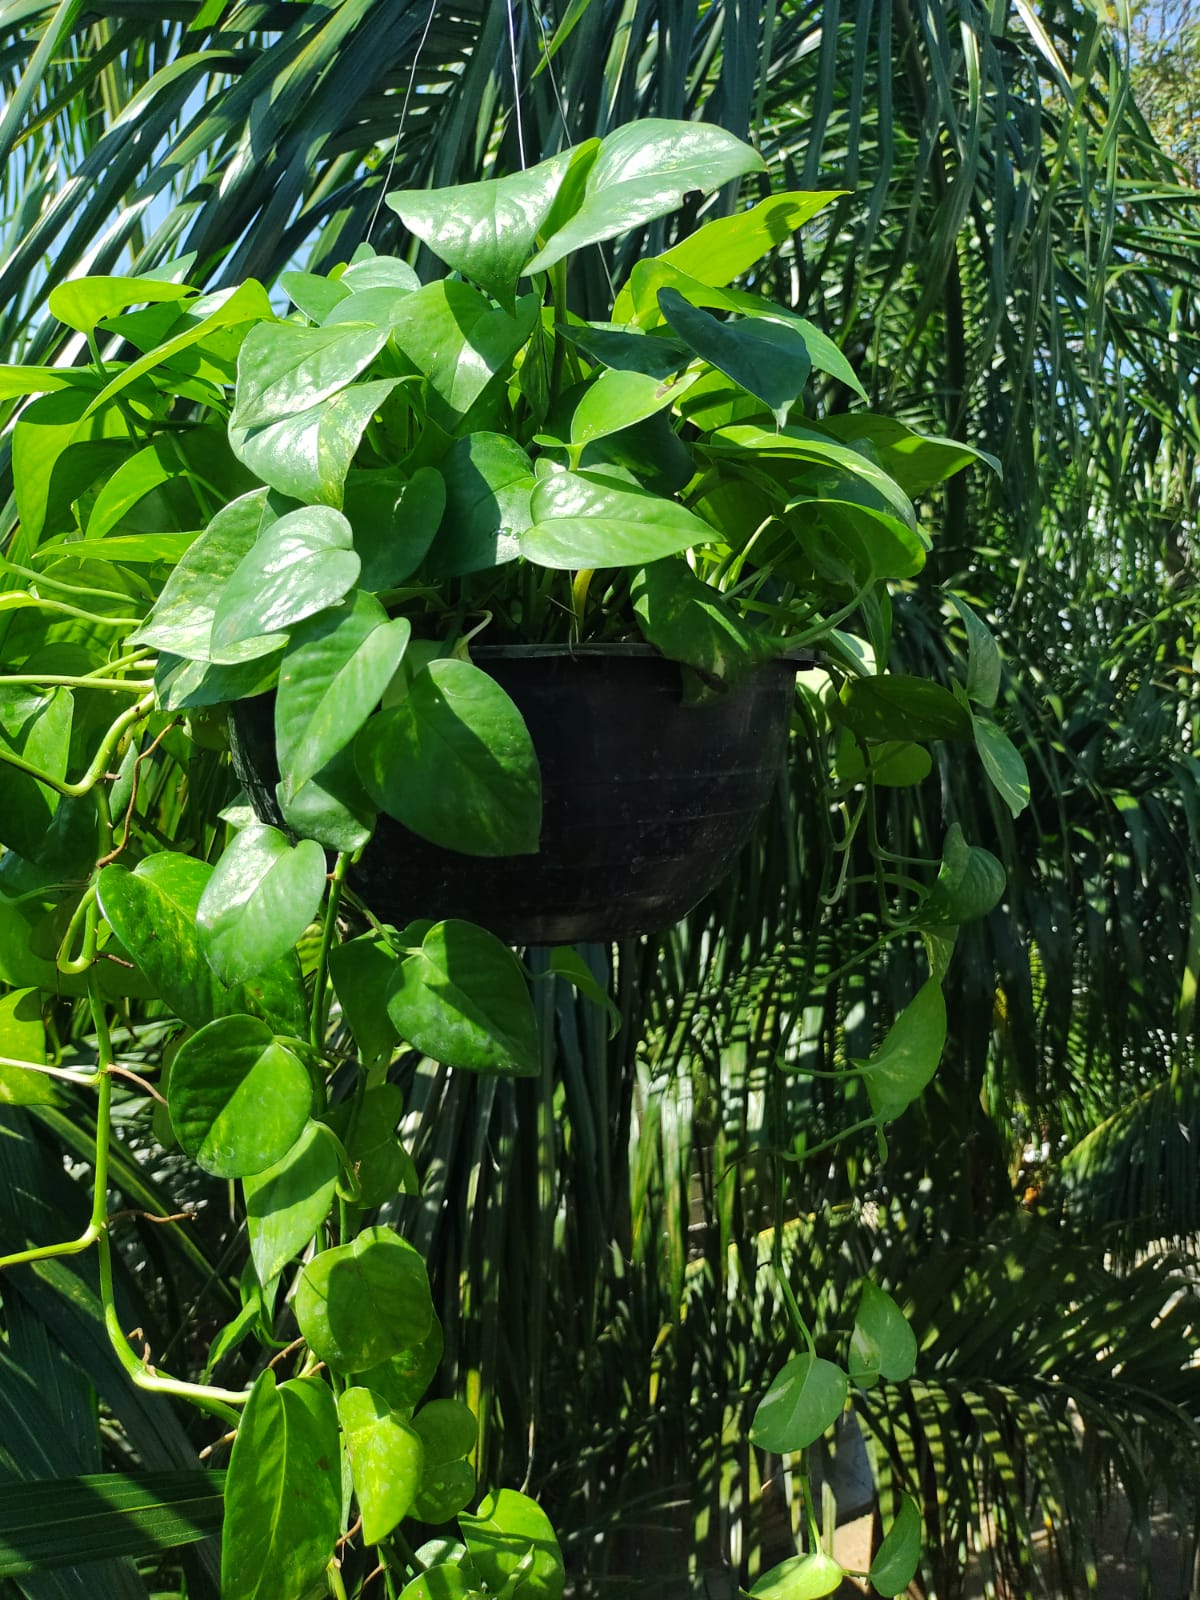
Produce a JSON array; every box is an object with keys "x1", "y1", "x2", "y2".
[
  {"x1": 506, "y1": 0, "x2": 527, "y2": 168},
  {"x1": 365, "y1": 0, "x2": 441, "y2": 244}
]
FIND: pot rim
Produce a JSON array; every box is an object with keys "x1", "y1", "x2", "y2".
[{"x1": 468, "y1": 641, "x2": 813, "y2": 667}]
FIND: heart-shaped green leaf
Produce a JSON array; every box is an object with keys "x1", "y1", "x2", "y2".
[
  {"x1": 749, "y1": 1551, "x2": 846, "y2": 1599},
  {"x1": 388, "y1": 920, "x2": 540, "y2": 1078},
  {"x1": 232, "y1": 321, "x2": 392, "y2": 430},
  {"x1": 653, "y1": 191, "x2": 842, "y2": 290},
  {"x1": 97, "y1": 856, "x2": 234, "y2": 1027},
  {"x1": 196, "y1": 824, "x2": 327, "y2": 984},
  {"x1": 569, "y1": 367, "x2": 693, "y2": 447},
  {"x1": 836, "y1": 675, "x2": 973, "y2": 744},
  {"x1": 338, "y1": 1386, "x2": 425, "y2": 1545},
  {"x1": 48, "y1": 276, "x2": 196, "y2": 339},
  {"x1": 210, "y1": 506, "x2": 359, "y2": 659},
  {"x1": 949, "y1": 595, "x2": 1002, "y2": 708},
  {"x1": 427, "y1": 433, "x2": 534, "y2": 577},
  {"x1": 356, "y1": 658, "x2": 541, "y2": 856},
  {"x1": 326, "y1": 1084, "x2": 417, "y2": 1208},
  {"x1": 399, "y1": 1567, "x2": 485, "y2": 1600},
  {"x1": 849, "y1": 1282, "x2": 918, "y2": 1388},
  {"x1": 222, "y1": 1371, "x2": 341, "y2": 1600},
  {"x1": 631, "y1": 558, "x2": 759, "y2": 683},
  {"x1": 459, "y1": 1489, "x2": 565, "y2": 1600},
  {"x1": 244, "y1": 1121, "x2": 340, "y2": 1283},
  {"x1": 278, "y1": 743, "x2": 377, "y2": 854},
  {"x1": 972, "y1": 714, "x2": 1030, "y2": 817},
  {"x1": 275, "y1": 594, "x2": 410, "y2": 798},
  {"x1": 294, "y1": 1226, "x2": 434, "y2": 1373},
  {"x1": 387, "y1": 282, "x2": 541, "y2": 430},
  {"x1": 527, "y1": 119, "x2": 764, "y2": 274},
  {"x1": 347, "y1": 466, "x2": 445, "y2": 590},
  {"x1": 328, "y1": 935, "x2": 401, "y2": 1069},
  {"x1": 387, "y1": 144, "x2": 598, "y2": 311},
  {"x1": 0, "y1": 687, "x2": 71, "y2": 859},
  {"x1": 411, "y1": 1400, "x2": 477, "y2": 1466},
  {"x1": 413, "y1": 1460, "x2": 476, "y2": 1526},
  {"x1": 169, "y1": 1014, "x2": 312, "y2": 1178},
  {"x1": 0, "y1": 988, "x2": 55, "y2": 1108},
  {"x1": 659, "y1": 288, "x2": 811, "y2": 427},
  {"x1": 520, "y1": 470, "x2": 714, "y2": 569},
  {"x1": 749, "y1": 1354, "x2": 848, "y2": 1453},
  {"x1": 131, "y1": 489, "x2": 273, "y2": 659},
  {"x1": 357, "y1": 1317, "x2": 444, "y2": 1415},
  {"x1": 231, "y1": 377, "x2": 400, "y2": 507},
  {"x1": 858, "y1": 977, "x2": 947, "y2": 1123},
  {"x1": 921, "y1": 823, "x2": 1005, "y2": 925},
  {"x1": 869, "y1": 1496, "x2": 922, "y2": 1596}
]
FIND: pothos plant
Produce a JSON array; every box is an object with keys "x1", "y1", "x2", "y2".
[{"x1": 0, "y1": 119, "x2": 1027, "y2": 1598}]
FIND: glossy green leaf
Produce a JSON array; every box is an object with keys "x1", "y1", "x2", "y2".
[
  {"x1": 222, "y1": 1372, "x2": 340, "y2": 1600},
  {"x1": 949, "y1": 595, "x2": 1002, "y2": 707},
  {"x1": 709, "y1": 423, "x2": 914, "y2": 525},
  {"x1": 973, "y1": 714, "x2": 1031, "y2": 817},
  {"x1": 357, "y1": 1317, "x2": 444, "y2": 1415},
  {"x1": 749, "y1": 1551, "x2": 845, "y2": 1599},
  {"x1": 836, "y1": 675, "x2": 973, "y2": 743},
  {"x1": 749, "y1": 1354, "x2": 849, "y2": 1453},
  {"x1": 527, "y1": 119, "x2": 764, "y2": 274},
  {"x1": 280, "y1": 271, "x2": 349, "y2": 323},
  {"x1": 97, "y1": 855, "x2": 234, "y2": 1027},
  {"x1": 278, "y1": 742, "x2": 377, "y2": 854},
  {"x1": 347, "y1": 466, "x2": 445, "y2": 590},
  {"x1": 132, "y1": 488, "x2": 273, "y2": 659},
  {"x1": 276, "y1": 593, "x2": 410, "y2": 797},
  {"x1": 655, "y1": 191, "x2": 842, "y2": 287},
  {"x1": 819, "y1": 414, "x2": 999, "y2": 495},
  {"x1": 569, "y1": 367, "x2": 693, "y2": 447},
  {"x1": 400, "y1": 1567, "x2": 484, "y2": 1600},
  {"x1": 869, "y1": 1497, "x2": 922, "y2": 1596},
  {"x1": 922, "y1": 823, "x2": 1006, "y2": 924},
  {"x1": 356, "y1": 658, "x2": 541, "y2": 856},
  {"x1": 548, "y1": 947, "x2": 621, "y2": 1037},
  {"x1": 243, "y1": 1121, "x2": 340, "y2": 1284},
  {"x1": 858, "y1": 977, "x2": 947, "y2": 1123},
  {"x1": 388, "y1": 920, "x2": 540, "y2": 1078},
  {"x1": 0, "y1": 1470, "x2": 224, "y2": 1574},
  {"x1": 459, "y1": 1489, "x2": 565, "y2": 1600},
  {"x1": 0, "y1": 988, "x2": 56, "y2": 1107},
  {"x1": 338, "y1": 1387, "x2": 424, "y2": 1544},
  {"x1": 387, "y1": 282, "x2": 541, "y2": 429},
  {"x1": 849, "y1": 1282, "x2": 918, "y2": 1388},
  {"x1": 231, "y1": 321, "x2": 392, "y2": 430},
  {"x1": 196, "y1": 823, "x2": 326, "y2": 984},
  {"x1": 0, "y1": 365, "x2": 92, "y2": 399},
  {"x1": 88, "y1": 280, "x2": 274, "y2": 415},
  {"x1": 327, "y1": 1084, "x2": 417, "y2": 1208},
  {"x1": 521, "y1": 469, "x2": 714, "y2": 569},
  {"x1": 834, "y1": 730, "x2": 932, "y2": 788},
  {"x1": 427, "y1": 433, "x2": 534, "y2": 577},
  {"x1": 560, "y1": 324, "x2": 692, "y2": 380},
  {"x1": 658, "y1": 288, "x2": 811, "y2": 427},
  {"x1": 413, "y1": 1461, "x2": 476, "y2": 1525},
  {"x1": 0, "y1": 687, "x2": 71, "y2": 858},
  {"x1": 295, "y1": 1226, "x2": 434, "y2": 1373},
  {"x1": 169, "y1": 1015, "x2": 312, "y2": 1178},
  {"x1": 49, "y1": 276, "x2": 195, "y2": 338},
  {"x1": 387, "y1": 145, "x2": 598, "y2": 310},
  {"x1": 328, "y1": 934, "x2": 401, "y2": 1069},
  {"x1": 411, "y1": 1399, "x2": 477, "y2": 1466},
  {"x1": 231, "y1": 377, "x2": 401, "y2": 506},
  {"x1": 338, "y1": 256, "x2": 422, "y2": 294},
  {"x1": 210, "y1": 506, "x2": 359, "y2": 660},
  {"x1": 631, "y1": 558, "x2": 760, "y2": 683}
]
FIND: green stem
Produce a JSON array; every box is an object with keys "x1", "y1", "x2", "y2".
[
  {"x1": 0, "y1": 694, "x2": 152, "y2": 796},
  {"x1": 327, "y1": 1557, "x2": 350, "y2": 1600},
  {"x1": 780, "y1": 1116, "x2": 880, "y2": 1165},
  {"x1": 1, "y1": 595, "x2": 142, "y2": 628},
  {"x1": 0, "y1": 674, "x2": 155, "y2": 693},
  {"x1": 798, "y1": 1449, "x2": 821, "y2": 1552},
  {"x1": 310, "y1": 852, "x2": 351, "y2": 1052}
]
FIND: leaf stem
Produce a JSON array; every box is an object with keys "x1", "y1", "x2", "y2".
[
  {"x1": 310, "y1": 852, "x2": 351, "y2": 1052},
  {"x1": 0, "y1": 694, "x2": 153, "y2": 796}
]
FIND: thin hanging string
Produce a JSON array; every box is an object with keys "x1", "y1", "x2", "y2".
[
  {"x1": 365, "y1": 0, "x2": 441, "y2": 244},
  {"x1": 529, "y1": 1, "x2": 572, "y2": 149},
  {"x1": 506, "y1": 0, "x2": 527, "y2": 169}
]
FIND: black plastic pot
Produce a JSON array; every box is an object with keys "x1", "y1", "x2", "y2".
[{"x1": 230, "y1": 645, "x2": 798, "y2": 946}]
